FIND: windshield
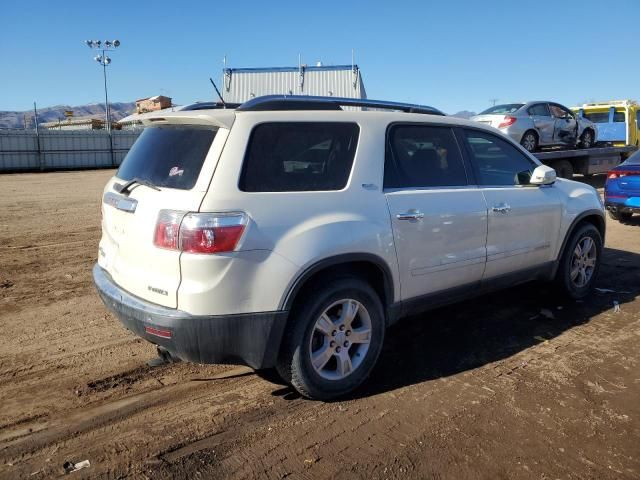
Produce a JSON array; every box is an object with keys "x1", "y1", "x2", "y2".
[
  {"x1": 479, "y1": 104, "x2": 524, "y2": 115},
  {"x1": 117, "y1": 125, "x2": 217, "y2": 190}
]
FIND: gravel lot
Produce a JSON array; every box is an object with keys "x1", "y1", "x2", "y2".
[{"x1": 1, "y1": 170, "x2": 639, "y2": 479}]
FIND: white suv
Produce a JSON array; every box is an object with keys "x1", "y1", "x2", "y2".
[{"x1": 94, "y1": 95, "x2": 605, "y2": 400}]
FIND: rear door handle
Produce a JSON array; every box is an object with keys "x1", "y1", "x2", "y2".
[
  {"x1": 397, "y1": 210, "x2": 425, "y2": 220},
  {"x1": 492, "y1": 203, "x2": 511, "y2": 214}
]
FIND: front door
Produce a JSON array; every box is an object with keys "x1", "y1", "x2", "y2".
[
  {"x1": 550, "y1": 103, "x2": 578, "y2": 145},
  {"x1": 384, "y1": 124, "x2": 488, "y2": 301},
  {"x1": 459, "y1": 128, "x2": 564, "y2": 279}
]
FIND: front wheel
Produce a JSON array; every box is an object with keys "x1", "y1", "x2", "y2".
[
  {"x1": 580, "y1": 129, "x2": 594, "y2": 149},
  {"x1": 276, "y1": 277, "x2": 385, "y2": 400},
  {"x1": 554, "y1": 223, "x2": 602, "y2": 299}
]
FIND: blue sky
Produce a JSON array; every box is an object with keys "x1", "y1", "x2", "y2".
[{"x1": 1, "y1": 0, "x2": 639, "y2": 114}]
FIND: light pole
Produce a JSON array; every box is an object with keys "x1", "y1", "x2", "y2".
[{"x1": 84, "y1": 39, "x2": 120, "y2": 132}]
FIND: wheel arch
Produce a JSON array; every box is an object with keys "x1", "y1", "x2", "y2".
[
  {"x1": 551, "y1": 209, "x2": 606, "y2": 277},
  {"x1": 280, "y1": 253, "x2": 395, "y2": 320}
]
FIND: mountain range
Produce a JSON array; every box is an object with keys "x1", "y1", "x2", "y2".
[
  {"x1": 0, "y1": 102, "x2": 477, "y2": 129},
  {"x1": 0, "y1": 102, "x2": 135, "y2": 129}
]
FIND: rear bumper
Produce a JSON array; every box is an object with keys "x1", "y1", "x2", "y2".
[
  {"x1": 605, "y1": 199, "x2": 640, "y2": 214},
  {"x1": 92, "y1": 264, "x2": 288, "y2": 369}
]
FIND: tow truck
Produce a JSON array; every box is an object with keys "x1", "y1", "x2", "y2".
[{"x1": 534, "y1": 145, "x2": 637, "y2": 178}]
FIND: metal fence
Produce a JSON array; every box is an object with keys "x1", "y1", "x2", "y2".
[{"x1": 0, "y1": 129, "x2": 142, "y2": 172}]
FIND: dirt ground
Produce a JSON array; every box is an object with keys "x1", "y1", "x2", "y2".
[{"x1": 0, "y1": 170, "x2": 639, "y2": 480}]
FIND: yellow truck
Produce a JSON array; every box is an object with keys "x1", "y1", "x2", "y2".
[{"x1": 573, "y1": 100, "x2": 640, "y2": 147}]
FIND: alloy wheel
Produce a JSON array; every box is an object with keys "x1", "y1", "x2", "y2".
[
  {"x1": 522, "y1": 133, "x2": 536, "y2": 152},
  {"x1": 570, "y1": 236, "x2": 597, "y2": 288},
  {"x1": 308, "y1": 299, "x2": 372, "y2": 381}
]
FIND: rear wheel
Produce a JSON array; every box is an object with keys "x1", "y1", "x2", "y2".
[
  {"x1": 608, "y1": 209, "x2": 633, "y2": 222},
  {"x1": 580, "y1": 129, "x2": 594, "y2": 149},
  {"x1": 552, "y1": 160, "x2": 574, "y2": 179},
  {"x1": 554, "y1": 223, "x2": 602, "y2": 299},
  {"x1": 276, "y1": 277, "x2": 385, "y2": 400},
  {"x1": 521, "y1": 130, "x2": 538, "y2": 152}
]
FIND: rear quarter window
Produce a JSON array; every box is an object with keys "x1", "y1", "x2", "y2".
[
  {"x1": 117, "y1": 125, "x2": 217, "y2": 190},
  {"x1": 239, "y1": 122, "x2": 359, "y2": 192}
]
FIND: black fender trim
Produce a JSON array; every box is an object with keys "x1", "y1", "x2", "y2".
[
  {"x1": 551, "y1": 209, "x2": 606, "y2": 278},
  {"x1": 280, "y1": 253, "x2": 395, "y2": 317}
]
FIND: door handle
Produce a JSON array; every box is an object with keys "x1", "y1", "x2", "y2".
[
  {"x1": 491, "y1": 203, "x2": 511, "y2": 214},
  {"x1": 397, "y1": 210, "x2": 425, "y2": 221}
]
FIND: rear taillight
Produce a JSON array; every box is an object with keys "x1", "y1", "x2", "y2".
[
  {"x1": 153, "y1": 210, "x2": 248, "y2": 254},
  {"x1": 498, "y1": 116, "x2": 517, "y2": 129},
  {"x1": 154, "y1": 210, "x2": 182, "y2": 250},
  {"x1": 607, "y1": 170, "x2": 638, "y2": 179}
]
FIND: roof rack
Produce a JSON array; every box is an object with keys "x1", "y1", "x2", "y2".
[
  {"x1": 236, "y1": 95, "x2": 445, "y2": 116},
  {"x1": 181, "y1": 101, "x2": 242, "y2": 111}
]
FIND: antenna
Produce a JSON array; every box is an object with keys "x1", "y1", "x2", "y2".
[
  {"x1": 490, "y1": 98, "x2": 499, "y2": 106},
  {"x1": 209, "y1": 77, "x2": 226, "y2": 107}
]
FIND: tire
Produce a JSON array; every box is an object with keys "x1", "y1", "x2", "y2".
[
  {"x1": 276, "y1": 277, "x2": 385, "y2": 400},
  {"x1": 580, "y1": 129, "x2": 594, "y2": 149},
  {"x1": 554, "y1": 223, "x2": 603, "y2": 299},
  {"x1": 608, "y1": 210, "x2": 633, "y2": 222},
  {"x1": 553, "y1": 160, "x2": 574, "y2": 179},
  {"x1": 521, "y1": 130, "x2": 539, "y2": 152}
]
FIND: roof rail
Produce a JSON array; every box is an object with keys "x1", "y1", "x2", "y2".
[
  {"x1": 236, "y1": 95, "x2": 445, "y2": 116},
  {"x1": 181, "y1": 101, "x2": 242, "y2": 111}
]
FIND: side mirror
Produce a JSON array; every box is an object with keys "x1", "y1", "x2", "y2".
[{"x1": 529, "y1": 164, "x2": 556, "y2": 185}]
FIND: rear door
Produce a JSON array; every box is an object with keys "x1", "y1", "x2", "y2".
[
  {"x1": 527, "y1": 103, "x2": 554, "y2": 144},
  {"x1": 99, "y1": 124, "x2": 225, "y2": 308},
  {"x1": 384, "y1": 124, "x2": 488, "y2": 301},
  {"x1": 459, "y1": 128, "x2": 563, "y2": 279},
  {"x1": 550, "y1": 103, "x2": 578, "y2": 145}
]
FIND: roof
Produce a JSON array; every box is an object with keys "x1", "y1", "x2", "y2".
[
  {"x1": 135, "y1": 95, "x2": 172, "y2": 103},
  {"x1": 224, "y1": 64, "x2": 357, "y2": 73}
]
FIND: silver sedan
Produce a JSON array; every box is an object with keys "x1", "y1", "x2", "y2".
[{"x1": 471, "y1": 101, "x2": 597, "y2": 152}]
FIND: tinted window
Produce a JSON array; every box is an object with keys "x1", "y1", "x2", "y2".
[
  {"x1": 549, "y1": 104, "x2": 571, "y2": 119},
  {"x1": 479, "y1": 104, "x2": 524, "y2": 115},
  {"x1": 622, "y1": 150, "x2": 640, "y2": 165},
  {"x1": 463, "y1": 129, "x2": 536, "y2": 186},
  {"x1": 385, "y1": 125, "x2": 467, "y2": 188},
  {"x1": 240, "y1": 122, "x2": 359, "y2": 192},
  {"x1": 614, "y1": 110, "x2": 626, "y2": 122},
  {"x1": 584, "y1": 112, "x2": 610, "y2": 123},
  {"x1": 117, "y1": 126, "x2": 216, "y2": 190},
  {"x1": 528, "y1": 103, "x2": 550, "y2": 116}
]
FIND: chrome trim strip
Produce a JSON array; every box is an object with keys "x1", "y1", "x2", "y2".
[{"x1": 103, "y1": 192, "x2": 138, "y2": 213}]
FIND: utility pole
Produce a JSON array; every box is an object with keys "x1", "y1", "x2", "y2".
[{"x1": 85, "y1": 39, "x2": 120, "y2": 165}]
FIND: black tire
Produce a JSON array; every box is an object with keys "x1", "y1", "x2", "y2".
[
  {"x1": 276, "y1": 277, "x2": 385, "y2": 400},
  {"x1": 580, "y1": 129, "x2": 594, "y2": 149},
  {"x1": 608, "y1": 210, "x2": 633, "y2": 222},
  {"x1": 553, "y1": 160, "x2": 574, "y2": 179},
  {"x1": 521, "y1": 130, "x2": 539, "y2": 152},
  {"x1": 554, "y1": 223, "x2": 603, "y2": 299}
]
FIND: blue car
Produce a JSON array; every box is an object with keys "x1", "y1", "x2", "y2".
[{"x1": 605, "y1": 151, "x2": 640, "y2": 222}]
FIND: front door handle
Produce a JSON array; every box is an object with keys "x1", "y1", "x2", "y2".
[
  {"x1": 492, "y1": 203, "x2": 511, "y2": 214},
  {"x1": 397, "y1": 210, "x2": 425, "y2": 221}
]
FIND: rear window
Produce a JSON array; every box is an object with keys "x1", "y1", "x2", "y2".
[
  {"x1": 622, "y1": 150, "x2": 640, "y2": 165},
  {"x1": 240, "y1": 122, "x2": 359, "y2": 192},
  {"x1": 584, "y1": 112, "x2": 610, "y2": 123},
  {"x1": 614, "y1": 110, "x2": 626, "y2": 122},
  {"x1": 117, "y1": 125, "x2": 217, "y2": 190},
  {"x1": 479, "y1": 104, "x2": 524, "y2": 115}
]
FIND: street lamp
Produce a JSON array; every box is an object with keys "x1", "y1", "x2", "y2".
[{"x1": 85, "y1": 39, "x2": 120, "y2": 132}]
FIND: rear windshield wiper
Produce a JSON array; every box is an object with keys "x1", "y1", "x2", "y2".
[{"x1": 114, "y1": 177, "x2": 161, "y2": 196}]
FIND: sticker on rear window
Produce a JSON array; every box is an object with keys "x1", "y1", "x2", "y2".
[{"x1": 169, "y1": 166, "x2": 184, "y2": 177}]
